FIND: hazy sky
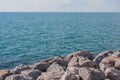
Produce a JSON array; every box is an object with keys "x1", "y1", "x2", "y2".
[{"x1": 0, "y1": 0, "x2": 120, "y2": 12}]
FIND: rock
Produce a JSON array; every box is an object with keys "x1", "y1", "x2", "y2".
[
  {"x1": 104, "y1": 68, "x2": 120, "y2": 80},
  {"x1": 78, "y1": 57, "x2": 94, "y2": 67},
  {"x1": 111, "y1": 50, "x2": 120, "y2": 57},
  {"x1": 0, "y1": 70, "x2": 10, "y2": 80},
  {"x1": 79, "y1": 67, "x2": 105, "y2": 80},
  {"x1": 48, "y1": 56, "x2": 68, "y2": 67},
  {"x1": 68, "y1": 56, "x2": 94, "y2": 67},
  {"x1": 67, "y1": 66, "x2": 79, "y2": 75},
  {"x1": 93, "y1": 50, "x2": 113, "y2": 67},
  {"x1": 32, "y1": 61, "x2": 50, "y2": 71},
  {"x1": 61, "y1": 72, "x2": 82, "y2": 80},
  {"x1": 37, "y1": 63, "x2": 65, "y2": 80},
  {"x1": 5, "y1": 74, "x2": 34, "y2": 80},
  {"x1": 46, "y1": 62, "x2": 65, "y2": 72},
  {"x1": 10, "y1": 64, "x2": 31, "y2": 74},
  {"x1": 21, "y1": 69, "x2": 41, "y2": 79},
  {"x1": 66, "y1": 51, "x2": 94, "y2": 62},
  {"x1": 68, "y1": 57, "x2": 79, "y2": 67},
  {"x1": 100, "y1": 55, "x2": 120, "y2": 70}
]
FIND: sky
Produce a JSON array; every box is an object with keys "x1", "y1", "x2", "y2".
[{"x1": 0, "y1": 0, "x2": 120, "y2": 12}]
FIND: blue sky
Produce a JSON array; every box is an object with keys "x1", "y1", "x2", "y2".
[{"x1": 0, "y1": 0, "x2": 120, "y2": 12}]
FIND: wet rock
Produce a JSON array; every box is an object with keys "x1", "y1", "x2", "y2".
[
  {"x1": 21, "y1": 69, "x2": 41, "y2": 79},
  {"x1": 10, "y1": 64, "x2": 31, "y2": 74},
  {"x1": 5, "y1": 74, "x2": 34, "y2": 80},
  {"x1": 93, "y1": 50, "x2": 113, "y2": 67},
  {"x1": 0, "y1": 70, "x2": 10, "y2": 80},
  {"x1": 66, "y1": 51, "x2": 94, "y2": 62},
  {"x1": 104, "y1": 68, "x2": 120, "y2": 80},
  {"x1": 79, "y1": 67, "x2": 105, "y2": 80}
]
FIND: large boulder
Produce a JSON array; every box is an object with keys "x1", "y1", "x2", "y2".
[
  {"x1": 68, "y1": 56, "x2": 94, "y2": 67},
  {"x1": 5, "y1": 74, "x2": 34, "y2": 80},
  {"x1": 31, "y1": 61, "x2": 50, "y2": 71},
  {"x1": 79, "y1": 67, "x2": 105, "y2": 80},
  {"x1": 37, "y1": 63, "x2": 65, "y2": 80},
  {"x1": 10, "y1": 64, "x2": 31, "y2": 74},
  {"x1": 21, "y1": 69, "x2": 41, "y2": 79},
  {"x1": 48, "y1": 56, "x2": 68, "y2": 67},
  {"x1": 67, "y1": 66, "x2": 79, "y2": 75},
  {"x1": 93, "y1": 50, "x2": 113, "y2": 67},
  {"x1": 104, "y1": 68, "x2": 120, "y2": 80},
  {"x1": 66, "y1": 51, "x2": 94, "y2": 62},
  {"x1": 68, "y1": 57, "x2": 79, "y2": 67},
  {"x1": 78, "y1": 57, "x2": 94, "y2": 67},
  {"x1": 99, "y1": 55, "x2": 120, "y2": 70},
  {"x1": 0, "y1": 70, "x2": 10, "y2": 80}
]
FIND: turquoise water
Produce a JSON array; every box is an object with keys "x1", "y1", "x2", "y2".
[{"x1": 0, "y1": 12, "x2": 120, "y2": 69}]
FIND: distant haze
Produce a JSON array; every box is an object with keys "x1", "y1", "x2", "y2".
[{"x1": 0, "y1": 0, "x2": 120, "y2": 12}]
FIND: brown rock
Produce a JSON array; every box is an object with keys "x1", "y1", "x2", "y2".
[{"x1": 0, "y1": 70, "x2": 10, "y2": 80}]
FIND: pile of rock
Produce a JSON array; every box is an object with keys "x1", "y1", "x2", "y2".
[{"x1": 0, "y1": 50, "x2": 120, "y2": 80}]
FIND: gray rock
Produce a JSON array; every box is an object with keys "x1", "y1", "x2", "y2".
[
  {"x1": 68, "y1": 57, "x2": 79, "y2": 67},
  {"x1": 37, "y1": 63, "x2": 65, "y2": 80},
  {"x1": 66, "y1": 51, "x2": 94, "y2": 62},
  {"x1": 21, "y1": 69, "x2": 41, "y2": 79},
  {"x1": 5, "y1": 74, "x2": 34, "y2": 80},
  {"x1": 10, "y1": 64, "x2": 31, "y2": 74},
  {"x1": 78, "y1": 57, "x2": 94, "y2": 67},
  {"x1": 48, "y1": 56, "x2": 68, "y2": 67},
  {"x1": 104, "y1": 68, "x2": 120, "y2": 80},
  {"x1": 32, "y1": 61, "x2": 50, "y2": 71},
  {"x1": 93, "y1": 50, "x2": 113, "y2": 67},
  {"x1": 61, "y1": 72, "x2": 81, "y2": 80},
  {"x1": 79, "y1": 67, "x2": 105, "y2": 80},
  {"x1": 67, "y1": 66, "x2": 79, "y2": 75}
]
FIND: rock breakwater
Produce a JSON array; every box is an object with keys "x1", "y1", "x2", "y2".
[{"x1": 0, "y1": 50, "x2": 120, "y2": 80}]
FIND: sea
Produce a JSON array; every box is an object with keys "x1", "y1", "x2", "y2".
[{"x1": 0, "y1": 12, "x2": 120, "y2": 69}]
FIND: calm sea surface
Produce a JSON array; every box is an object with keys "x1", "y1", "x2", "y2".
[{"x1": 0, "y1": 12, "x2": 120, "y2": 69}]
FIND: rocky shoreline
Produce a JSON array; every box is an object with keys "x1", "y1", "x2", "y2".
[{"x1": 0, "y1": 50, "x2": 120, "y2": 80}]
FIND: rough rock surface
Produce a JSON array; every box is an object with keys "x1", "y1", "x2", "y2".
[
  {"x1": 5, "y1": 74, "x2": 34, "y2": 80},
  {"x1": 2, "y1": 50, "x2": 120, "y2": 80},
  {"x1": 21, "y1": 69, "x2": 41, "y2": 79},
  {"x1": 79, "y1": 67, "x2": 105, "y2": 80},
  {"x1": 10, "y1": 64, "x2": 31, "y2": 74},
  {"x1": 0, "y1": 70, "x2": 10, "y2": 80}
]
